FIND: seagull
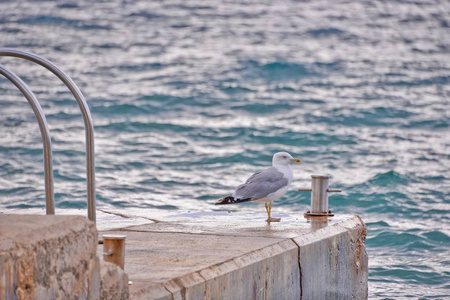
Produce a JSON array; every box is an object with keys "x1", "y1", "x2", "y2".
[{"x1": 215, "y1": 152, "x2": 301, "y2": 222}]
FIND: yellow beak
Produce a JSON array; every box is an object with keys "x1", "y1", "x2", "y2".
[{"x1": 290, "y1": 158, "x2": 301, "y2": 163}]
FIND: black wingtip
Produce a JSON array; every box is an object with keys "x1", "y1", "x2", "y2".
[
  {"x1": 215, "y1": 196, "x2": 235, "y2": 205},
  {"x1": 215, "y1": 196, "x2": 252, "y2": 205}
]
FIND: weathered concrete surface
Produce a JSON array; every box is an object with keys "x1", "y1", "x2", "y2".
[
  {"x1": 97, "y1": 231, "x2": 300, "y2": 300},
  {"x1": 100, "y1": 260, "x2": 129, "y2": 300},
  {"x1": 294, "y1": 216, "x2": 368, "y2": 300},
  {"x1": 0, "y1": 214, "x2": 100, "y2": 299},
  {"x1": 95, "y1": 210, "x2": 368, "y2": 300}
]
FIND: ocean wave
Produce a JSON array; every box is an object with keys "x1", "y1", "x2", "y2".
[{"x1": 1, "y1": 0, "x2": 449, "y2": 298}]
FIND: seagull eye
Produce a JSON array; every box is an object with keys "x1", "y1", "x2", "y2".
[{"x1": 283, "y1": 156, "x2": 287, "y2": 159}]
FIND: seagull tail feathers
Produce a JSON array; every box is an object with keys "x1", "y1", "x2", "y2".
[{"x1": 215, "y1": 196, "x2": 252, "y2": 205}]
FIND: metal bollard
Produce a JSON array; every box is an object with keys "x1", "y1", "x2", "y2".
[
  {"x1": 298, "y1": 175, "x2": 341, "y2": 217},
  {"x1": 103, "y1": 234, "x2": 126, "y2": 269}
]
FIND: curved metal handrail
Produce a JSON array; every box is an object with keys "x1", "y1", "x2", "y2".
[
  {"x1": 0, "y1": 49, "x2": 96, "y2": 222},
  {"x1": 0, "y1": 65, "x2": 55, "y2": 214}
]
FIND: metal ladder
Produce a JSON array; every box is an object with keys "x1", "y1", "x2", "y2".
[{"x1": 0, "y1": 49, "x2": 96, "y2": 223}]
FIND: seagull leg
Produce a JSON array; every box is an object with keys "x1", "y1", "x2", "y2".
[
  {"x1": 266, "y1": 202, "x2": 281, "y2": 222},
  {"x1": 265, "y1": 203, "x2": 270, "y2": 220}
]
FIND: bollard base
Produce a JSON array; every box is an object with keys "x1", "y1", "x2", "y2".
[{"x1": 304, "y1": 210, "x2": 335, "y2": 217}]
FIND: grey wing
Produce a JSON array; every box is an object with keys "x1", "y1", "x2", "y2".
[{"x1": 233, "y1": 167, "x2": 288, "y2": 200}]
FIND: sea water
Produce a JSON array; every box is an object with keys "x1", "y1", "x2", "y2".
[{"x1": 0, "y1": 0, "x2": 449, "y2": 298}]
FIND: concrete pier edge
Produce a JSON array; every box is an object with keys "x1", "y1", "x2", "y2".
[
  {"x1": 96, "y1": 209, "x2": 368, "y2": 299},
  {"x1": 1, "y1": 209, "x2": 368, "y2": 299}
]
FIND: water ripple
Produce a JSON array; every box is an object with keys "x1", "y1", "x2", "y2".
[{"x1": 1, "y1": 0, "x2": 449, "y2": 298}]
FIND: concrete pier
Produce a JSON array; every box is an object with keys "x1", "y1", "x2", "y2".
[{"x1": 1, "y1": 209, "x2": 368, "y2": 299}]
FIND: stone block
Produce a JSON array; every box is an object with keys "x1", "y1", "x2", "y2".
[
  {"x1": 100, "y1": 260, "x2": 129, "y2": 300},
  {"x1": 0, "y1": 214, "x2": 100, "y2": 299}
]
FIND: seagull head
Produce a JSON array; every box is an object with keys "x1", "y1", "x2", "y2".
[{"x1": 272, "y1": 152, "x2": 301, "y2": 166}]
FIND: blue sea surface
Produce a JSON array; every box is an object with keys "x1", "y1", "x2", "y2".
[{"x1": 0, "y1": 0, "x2": 449, "y2": 298}]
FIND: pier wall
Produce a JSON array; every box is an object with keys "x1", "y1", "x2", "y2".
[
  {"x1": 0, "y1": 209, "x2": 367, "y2": 299},
  {"x1": 295, "y1": 216, "x2": 368, "y2": 299}
]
